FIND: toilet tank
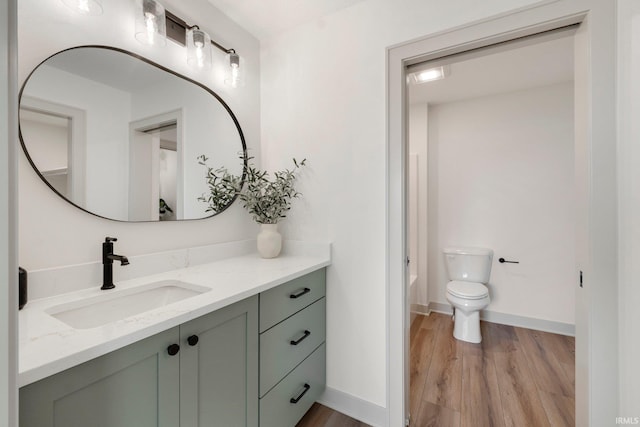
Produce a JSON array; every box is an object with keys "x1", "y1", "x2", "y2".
[{"x1": 443, "y1": 247, "x2": 493, "y2": 283}]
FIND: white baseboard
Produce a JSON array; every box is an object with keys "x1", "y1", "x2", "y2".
[
  {"x1": 410, "y1": 303, "x2": 430, "y2": 316},
  {"x1": 428, "y1": 302, "x2": 575, "y2": 336},
  {"x1": 428, "y1": 302, "x2": 453, "y2": 315},
  {"x1": 317, "y1": 386, "x2": 387, "y2": 427}
]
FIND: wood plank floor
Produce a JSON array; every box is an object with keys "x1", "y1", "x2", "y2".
[{"x1": 296, "y1": 313, "x2": 575, "y2": 427}]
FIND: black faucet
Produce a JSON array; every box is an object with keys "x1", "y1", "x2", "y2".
[{"x1": 102, "y1": 237, "x2": 129, "y2": 290}]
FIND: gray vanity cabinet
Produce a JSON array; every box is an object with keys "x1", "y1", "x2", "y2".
[
  {"x1": 19, "y1": 327, "x2": 181, "y2": 427},
  {"x1": 19, "y1": 296, "x2": 258, "y2": 427},
  {"x1": 179, "y1": 295, "x2": 258, "y2": 427},
  {"x1": 259, "y1": 268, "x2": 327, "y2": 427},
  {"x1": 19, "y1": 268, "x2": 327, "y2": 427}
]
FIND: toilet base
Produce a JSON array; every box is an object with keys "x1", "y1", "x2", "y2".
[{"x1": 452, "y1": 309, "x2": 482, "y2": 343}]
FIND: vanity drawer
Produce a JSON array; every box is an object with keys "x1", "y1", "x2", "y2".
[
  {"x1": 260, "y1": 268, "x2": 326, "y2": 332},
  {"x1": 260, "y1": 297, "x2": 325, "y2": 397},
  {"x1": 260, "y1": 343, "x2": 326, "y2": 427}
]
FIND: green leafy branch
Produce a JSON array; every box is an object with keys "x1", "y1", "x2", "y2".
[{"x1": 197, "y1": 155, "x2": 306, "y2": 224}]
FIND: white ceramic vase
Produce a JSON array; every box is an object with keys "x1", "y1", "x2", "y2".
[{"x1": 257, "y1": 223, "x2": 282, "y2": 258}]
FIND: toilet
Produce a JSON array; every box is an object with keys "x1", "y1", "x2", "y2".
[{"x1": 443, "y1": 247, "x2": 493, "y2": 343}]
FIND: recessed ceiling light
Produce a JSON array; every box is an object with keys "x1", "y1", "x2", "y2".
[{"x1": 409, "y1": 65, "x2": 450, "y2": 84}]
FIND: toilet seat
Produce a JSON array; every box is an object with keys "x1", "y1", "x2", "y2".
[{"x1": 447, "y1": 281, "x2": 489, "y2": 300}]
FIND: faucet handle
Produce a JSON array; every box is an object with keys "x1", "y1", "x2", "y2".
[{"x1": 105, "y1": 237, "x2": 118, "y2": 243}]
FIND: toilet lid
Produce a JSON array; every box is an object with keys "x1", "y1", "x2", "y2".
[{"x1": 447, "y1": 281, "x2": 489, "y2": 299}]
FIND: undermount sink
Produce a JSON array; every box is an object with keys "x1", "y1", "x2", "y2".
[{"x1": 46, "y1": 280, "x2": 210, "y2": 329}]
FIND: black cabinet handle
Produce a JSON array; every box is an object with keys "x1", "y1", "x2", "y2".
[
  {"x1": 167, "y1": 344, "x2": 180, "y2": 356},
  {"x1": 289, "y1": 287, "x2": 311, "y2": 299},
  {"x1": 290, "y1": 330, "x2": 311, "y2": 346},
  {"x1": 290, "y1": 383, "x2": 311, "y2": 404},
  {"x1": 498, "y1": 258, "x2": 519, "y2": 264},
  {"x1": 187, "y1": 335, "x2": 199, "y2": 346}
]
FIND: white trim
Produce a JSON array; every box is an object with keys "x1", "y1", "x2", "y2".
[
  {"x1": 129, "y1": 109, "x2": 184, "y2": 220},
  {"x1": 318, "y1": 386, "x2": 386, "y2": 427},
  {"x1": 428, "y1": 302, "x2": 575, "y2": 337},
  {"x1": 387, "y1": 2, "x2": 617, "y2": 426},
  {"x1": 410, "y1": 303, "x2": 429, "y2": 316},
  {"x1": 20, "y1": 96, "x2": 87, "y2": 206},
  {"x1": 1, "y1": 0, "x2": 18, "y2": 425}
]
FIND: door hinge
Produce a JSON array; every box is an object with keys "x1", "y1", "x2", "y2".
[{"x1": 406, "y1": 257, "x2": 410, "y2": 266}]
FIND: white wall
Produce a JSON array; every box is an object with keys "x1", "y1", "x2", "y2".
[
  {"x1": 408, "y1": 104, "x2": 428, "y2": 310},
  {"x1": 1, "y1": 0, "x2": 18, "y2": 425},
  {"x1": 18, "y1": 0, "x2": 261, "y2": 270},
  {"x1": 427, "y1": 83, "x2": 575, "y2": 325},
  {"x1": 260, "y1": 0, "x2": 542, "y2": 410},
  {"x1": 617, "y1": 0, "x2": 640, "y2": 416}
]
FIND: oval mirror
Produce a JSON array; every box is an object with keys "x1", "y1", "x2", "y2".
[{"x1": 19, "y1": 45, "x2": 247, "y2": 222}]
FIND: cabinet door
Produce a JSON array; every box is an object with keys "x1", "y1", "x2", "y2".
[
  {"x1": 20, "y1": 327, "x2": 180, "y2": 427},
  {"x1": 179, "y1": 296, "x2": 258, "y2": 427}
]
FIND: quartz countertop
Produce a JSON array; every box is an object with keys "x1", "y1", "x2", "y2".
[{"x1": 19, "y1": 243, "x2": 330, "y2": 387}]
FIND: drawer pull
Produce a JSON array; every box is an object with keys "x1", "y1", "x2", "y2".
[
  {"x1": 289, "y1": 287, "x2": 311, "y2": 299},
  {"x1": 290, "y1": 330, "x2": 311, "y2": 346},
  {"x1": 290, "y1": 383, "x2": 311, "y2": 404}
]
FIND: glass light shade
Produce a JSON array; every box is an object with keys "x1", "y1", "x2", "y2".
[
  {"x1": 62, "y1": 0, "x2": 103, "y2": 15},
  {"x1": 135, "y1": 0, "x2": 167, "y2": 46},
  {"x1": 187, "y1": 28, "x2": 212, "y2": 68},
  {"x1": 224, "y1": 52, "x2": 245, "y2": 88}
]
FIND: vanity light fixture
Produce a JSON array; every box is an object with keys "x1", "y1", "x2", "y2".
[
  {"x1": 410, "y1": 65, "x2": 450, "y2": 84},
  {"x1": 225, "y1": 51, "x2": 245, "y2": 88},
  {"x1": 135, "y1": 0, "x2": 167, "y2": 46},
  {"x1": 61, "y1": 0, "x2": 103, "y2": 15},
  {"x1": 187, "y1": 27, "x2": 212, "y2": 68},
  {"x1": 164, "y1": 10, "x2": 245, "y2": 88}
]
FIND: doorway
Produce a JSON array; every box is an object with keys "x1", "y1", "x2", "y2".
[
  {"x1": 387, "y1": 2, "x2": 617, "y2": 426},
  {"x1": 129, "y1": 110, "x2": 183, "y2": 221},
  {"x1": 406, "y1": 27, "x2": 577, "y2": 425}
]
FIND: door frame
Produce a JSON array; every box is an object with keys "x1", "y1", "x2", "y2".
[
  {"x1": 20, "y1": 96, "x2": 87, "y2": 206},
  {"x1": 129, "y1": 109, "x2": 184, "y2": 220},
  {"x1": 386, "y1": 1, "x2": 617, "y2": 426},
  {"x1": 1, "y1": 0, "x2": 18, "y2": 425}
]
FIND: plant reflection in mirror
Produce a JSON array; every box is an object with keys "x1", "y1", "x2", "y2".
[
  {"x1": 197, "y1": 154, "x2": 243, "y2": 214},
  {"x1": 197, "y1": 155, "x2": 307, "y2": 224}
]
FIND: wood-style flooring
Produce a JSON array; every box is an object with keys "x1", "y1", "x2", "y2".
[
  {"x1": 410, "y1": 313, "x2": 575, "y2": 427},
  {"x1": 296, "y1": 313, "x2": 575, "y2": 427}
]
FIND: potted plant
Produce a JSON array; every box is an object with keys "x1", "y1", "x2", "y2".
[{"x1": 198, "y1": 156, "x2": 306, "y2": 258}]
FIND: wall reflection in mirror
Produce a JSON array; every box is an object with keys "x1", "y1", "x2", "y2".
[{"x1": 19, "y1": 45, "x2": 247, "y2": 221}]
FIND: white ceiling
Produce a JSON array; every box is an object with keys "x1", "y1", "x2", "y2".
[
  {"x1": 409, "y1": 34, "x2": 574, "y2": 105},
  {"x1": 206, "y1": 0, "x2": 367, "y2": 39}
]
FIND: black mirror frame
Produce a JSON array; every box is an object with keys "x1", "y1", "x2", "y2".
[{"x1": 18, "y1": 45, "x2": 248, "y2": 222}]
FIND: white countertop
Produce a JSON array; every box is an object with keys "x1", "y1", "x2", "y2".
[{"x1": 19, "y1": 243, "x2": 330, "y2": 387}]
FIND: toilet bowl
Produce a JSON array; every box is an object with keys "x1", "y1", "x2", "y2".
[
  {"x1": 443, "y1": 247, "x2": 493, "y2": 343},
  {"x1": 446, "y1": 281, "x2": 490, "y2": 343}
]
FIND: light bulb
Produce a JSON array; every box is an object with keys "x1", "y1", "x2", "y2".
[
  {"x1": 187, "y1": 28, "x2": 211, "y2": 68},
  {"x1": 230, "y1": 64, "x2": 240, "y2": 88},
  {"x1": 145, "y1": 12, "x2": 157, "y2": 45},
  {"x1": 224, "y1": 52, "x2": 245, "y2": 88},
  {"x1": 135, "y1": 0, "x2": 166, "y2": 46}
]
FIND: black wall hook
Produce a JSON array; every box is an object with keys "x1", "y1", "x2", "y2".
[{"x1": 498, "y1": 258, "x2": 519, "y2": 264}]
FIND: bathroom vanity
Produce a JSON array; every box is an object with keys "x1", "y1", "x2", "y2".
[{"x1": 18, "y1": 242, "x2": 329, "y2": 427}]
